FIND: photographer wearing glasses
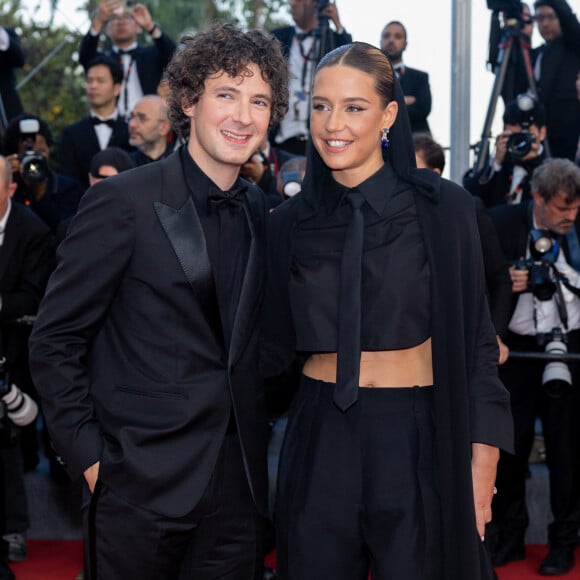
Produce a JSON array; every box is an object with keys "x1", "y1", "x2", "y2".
[
  {"x1": 487, "y1": 158, "x2": 580, "y2": 575},
  {"x1": 79, "y1": 1, "x2": 177, "y2": 120}
]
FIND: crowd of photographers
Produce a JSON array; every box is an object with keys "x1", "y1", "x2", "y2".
[{"x1": 0, "y1": 0, "x2": 578, "y2": 578}]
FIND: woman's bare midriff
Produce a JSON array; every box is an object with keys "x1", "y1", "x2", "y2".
[{"x1": 302, "y1": 337, "x2": 433, "y2": 388}]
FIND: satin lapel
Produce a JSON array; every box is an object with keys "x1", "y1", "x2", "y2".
[
  {"x1": 228, "y1": 189, "x2": 265, "y2": 367},
  {"x1": 153, "y1": 153, "x2": 212, "y2": 292}
]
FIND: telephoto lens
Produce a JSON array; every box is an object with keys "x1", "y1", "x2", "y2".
[{"x1": 1, "y1": 384, "x2": 38, "y2": 427}]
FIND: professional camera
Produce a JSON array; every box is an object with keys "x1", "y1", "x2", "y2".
[
  {"x1": 515, "y1": 229, "x2": 560, "y2": 300},
  {"x1": 506, "y1": 93, "x2": 538, "y2": 162},
  {"x1": 0, "y1": 358, "x2": 38, "y2": 428},
  {"x1": 17, "y1": 119, "x2": 48, "y2": 185},
  {"x1": 539, "y1": 327, "x2": 573, "y2": 398},
  {"x1": 316, "y1": 0, "x2": 329, "y2": 19}
]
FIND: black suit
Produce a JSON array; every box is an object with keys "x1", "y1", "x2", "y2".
[
  {"x1": 28, "y1": 149, "x2": 269, "y2": 577},
  {"x1": 79, "y1": 30, "x2": 176, "y2": 99},
  {"x1": 0, "y1": 27, "x2": 24, "y2": 123},
  {"x1": 58, "y1": 116, "x2": 132, "y2": 190},
  {"x1": 397, "y1": 66, "x2": 432, "y2": 135},
  {"x1": 487, "y1": 201, "x2": 580, "y2": 556},
  {"x1": 531, "y1": 0, "x2": 580, "y2": 161}
]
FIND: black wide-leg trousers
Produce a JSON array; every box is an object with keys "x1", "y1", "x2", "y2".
[{"x1": 275, "y1": 376, "x2": 442, "y2": 580}]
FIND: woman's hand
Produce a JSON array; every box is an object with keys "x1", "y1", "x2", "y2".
[{"x1": 471, "y1": 442, "x2": 499, "y2": 539}]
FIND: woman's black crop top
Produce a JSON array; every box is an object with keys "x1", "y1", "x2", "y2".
[{"x1": 288, "y1": 163, "x2": 430, "y2": 352}]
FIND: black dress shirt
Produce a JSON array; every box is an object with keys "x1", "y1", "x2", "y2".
[
  {"x1": 288, "y1": 161, "x2": 430, "y2": 353},
  {"x1": 181, "y1": 147, "x2": 250, "y2": 345}
]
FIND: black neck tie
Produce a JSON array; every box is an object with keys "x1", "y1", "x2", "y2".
[
  {"x1": 207, "y1": 186, "x2": 246, "y2": 213},
  {"x1": 334, "y1": 190, "x2": 365, "y2": 412},
  {"x1": 90, "y1": 117, "x2": 116, "y2": 128}
]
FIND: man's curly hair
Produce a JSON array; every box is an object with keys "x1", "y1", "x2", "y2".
[{"x1": 166, "y1": 22, "x2": 289, "y2": 140}]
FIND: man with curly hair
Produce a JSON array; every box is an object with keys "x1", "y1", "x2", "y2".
[{"x1": 29, "y1": 23, "x2": 289, "y2": 580}]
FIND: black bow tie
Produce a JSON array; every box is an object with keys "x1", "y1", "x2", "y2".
[
  {"x1": 90, "y1": 117, "x2": 117, "y2": 128},
  {"x1": 394, "y1": 64, "x2": 405, "y2": 77},
  {"x1": 117, "y1": 48, "x2": 137, "y2": 57},
  {"x1": 207, "y1": 186, "x2": 247, "y2": 213},
  {"x1": 295, "y1": 31, "x2": 312, "y2": 41}
]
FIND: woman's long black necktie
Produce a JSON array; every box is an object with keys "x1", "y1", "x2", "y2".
[{"x1": 334, "y1": 191, "x2": 365, "y2": 412}]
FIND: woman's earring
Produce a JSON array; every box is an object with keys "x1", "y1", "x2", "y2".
[{"x1": 381, "y1": 128, "x2": 390, "y2": 148}]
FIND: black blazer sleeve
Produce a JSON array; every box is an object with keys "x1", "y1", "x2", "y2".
[
  {"x1": 135, "y1": 31, "x2": 177, "y2": 94},
  {"x1": 28, "y1": 181, "x2": 135, "y2": 478},
  {"x1": 475, "y1": 198, "x2": 512, "y2": 337},
  {"x1": 0, "y1": 27, "x2": 25, "y2": 68},
  {"x1": 0, "y1": 27, "x2": 25, "y2": 120},
  {"x1": 78, "y1": 30, "x2": 100, "y2": 70}
]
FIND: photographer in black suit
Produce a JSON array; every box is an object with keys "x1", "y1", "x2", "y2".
[
  {"x1": 79, "y1": 0, "x2": 176, "y2": 120},
  {"x1": 488, "y1": 158, "x2": 580, "y2": 575},
  {"x1": 380, "y1": 20, "x2": 432, "y2": 135}
]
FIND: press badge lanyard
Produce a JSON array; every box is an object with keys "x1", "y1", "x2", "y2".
[{"x1": 295, "y1": 33, "x2": 318, "y2": 121}]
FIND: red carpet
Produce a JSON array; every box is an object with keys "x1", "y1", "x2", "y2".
[
  {"x1": 8, "y1": 542, "x2": 580, "y2": 579},
  {"x1": 9, "y1": 540, "x2": 83, "y2": 580}
]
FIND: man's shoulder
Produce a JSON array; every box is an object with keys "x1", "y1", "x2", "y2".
[
  {"x1": 403, "y1": 66, "x2": 429, "y2": 79},
  {"x1": 487, "y1": 200, "x2": 529, "y2": 226},
  {"x1": 61, "y1": 117, "x2": 91, "y2": 137},
  {"x1": 9, "y1": 201, "x2": 52, "y2": 235},
  {"x1": 270, "y1": 26, "x2": 294, "y2": 42}
]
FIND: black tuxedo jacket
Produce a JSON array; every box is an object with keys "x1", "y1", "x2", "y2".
[
  {"x1": 79, "y1": 31, "x2": 176, "y2": 96},
  {"x1": 531, "y1": 0, "x2": 580, "y2": 160},
  {"x1": 398, "y1": 66, "x2": 431, "y2": 134},
  {"x1": 29, "y1": 150, "x2": 269, "y2": 518},
  {"x1": 0, "y1": 203, "x2": 55, "y2": 372},
  {"x1": 58, "y1": 116, "x2": 132, "y2": 190},
  {"x1": 0, "y1": 27, "x2": 24, "y2": 122},
  {"x1": 271, "y1": 24, "x2": 352, "y2": 60}
]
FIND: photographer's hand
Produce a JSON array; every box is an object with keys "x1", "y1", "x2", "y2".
[
  {"x1": 93, "y1": 0, "x2": 121, "y2": 33},
  {"x1": 241, "y1": 155, "x2": 267, "y2": 184},
  {"x1": 494, "y1": 131, "x2": 510, "y2": 166},
  {"x1": 510, "y1": 263, "x2": 529, "y2": 293},
  {"x1": 131, "y1": 3, "x2": 155, "y2": 32},
  {"x1": 6, "y1": 153, "x2": 20, "y2": 176},
  {"x1": 321, "y1": 2, "x2": 344, "y2": 33},
  {"x1": 84, "y1": 461, "x2": 100, "y2": 494}
]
